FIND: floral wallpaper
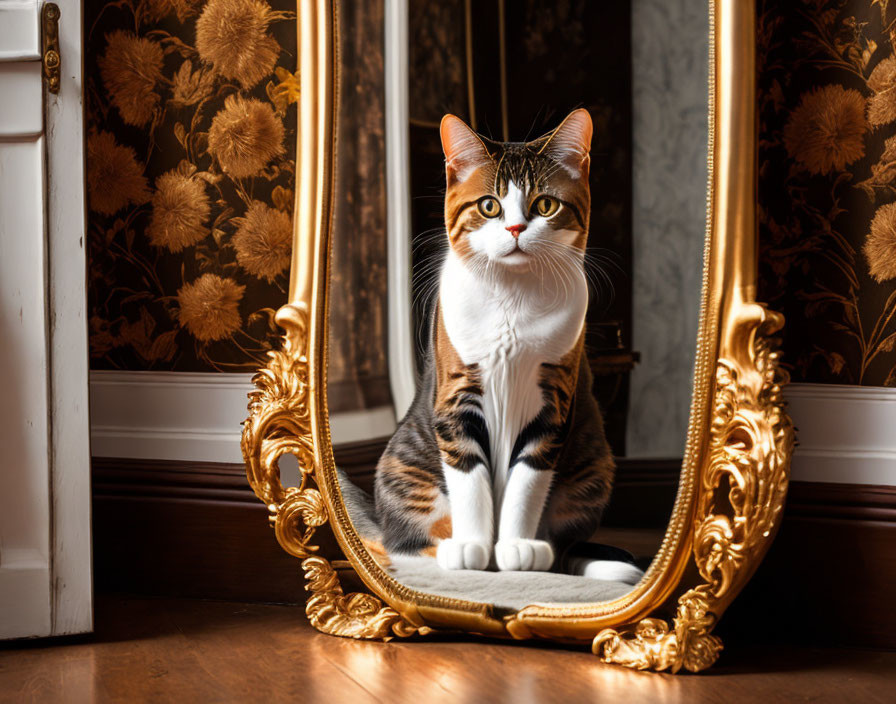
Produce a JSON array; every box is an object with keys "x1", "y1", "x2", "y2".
[
  {"x1": 85, "y1": 0, "x2": 299, "y2": 372},
  {"x1": 758, "y1": 0, "x2": 896, "y2": 386}
]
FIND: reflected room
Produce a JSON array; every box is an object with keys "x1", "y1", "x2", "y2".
[{"x1": 328, "y1": 0, "x2": 708, "y2": 609}]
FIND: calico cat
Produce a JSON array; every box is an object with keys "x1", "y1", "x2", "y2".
[{"x1": 374, "y1": 109, "x2": 638, "y2": 582}]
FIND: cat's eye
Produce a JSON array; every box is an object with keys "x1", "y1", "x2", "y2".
[
  {"x1": 477, "y1": 197, "x2": 502, "y2": 218},
  {"x1": 533, "y1": 196, "x2": 560, "y2": 217}
]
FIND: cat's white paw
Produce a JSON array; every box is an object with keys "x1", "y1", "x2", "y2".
[
  {"x1": 436, "y1": 538, "x2": 490, "y2": 570},
  {"x1": 495, "y1": 538, "x2": 554, "y2": 572}
]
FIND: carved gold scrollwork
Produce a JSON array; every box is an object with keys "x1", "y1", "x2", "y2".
[
  {"x1": 304, "y1": 557, "x2": 431, "y2": 640},
  {"x1": 242, "y1": 303, "x2": 425, "y2": 639},
  {"x1": 592, "y1": 586, "x2": 721, "y2": 673},
  {"x1": 593, "y1": 307, "x2": 794, "y2": 673}
]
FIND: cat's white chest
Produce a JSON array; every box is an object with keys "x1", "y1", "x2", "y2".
[
  {"x1": 439, "y1": 253, "x2": 586, "y2": 363},
  {"x1": 439, "y1": 253, "x2": 587, "y2": 500}
]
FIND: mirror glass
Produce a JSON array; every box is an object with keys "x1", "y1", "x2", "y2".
[{"x1": 328, "y1": 0, "x2": 708, "y2": 610}]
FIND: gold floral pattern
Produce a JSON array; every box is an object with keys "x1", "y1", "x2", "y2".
[
  {"x1": 759, "y1": 0, "x2": 896, "y2": 386},
  {"x1": 147, "y1": 164, "x2": 211, "y2": 252},
  {"x1": 86, "y1": 0, "x2": 298, "y2": 371},
  {"x1": 177, "y1": 273, "x2": 245, "y2": 341},
  {"x1": 98, "y1": 30, "x2": 165, "y2": 128},
  {"x1": 170, "y1": 61, "x2": 216, "y2": 107},
  {"x1": 867, "y1": 54, "x2": 896, "y2": 124},
  {"x1": 232, "y1": 200, "x2": 292, "y2": 282},
  {"x1": 196, "y1": 0, "x2": 285, "y2": 89},
  {"x1": 86, "y1": 130, "x2": 151, "y2": 216},
  {"x1": 864, "y1": 201, "x2": 896, "y2": 281},
  {"x1": 144, "y1": 0, "x2": 203, "y2": 23},
  {"x1": 207, "y1": 94, "x2": 285, "y2": 178},
  {"x1": 783, "y1": 84, "x2": 867, "y2": 174}
]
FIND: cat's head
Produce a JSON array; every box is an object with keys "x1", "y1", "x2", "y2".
[{"x1": 440, "y1": 109, "x2": 592, "y2": 272}]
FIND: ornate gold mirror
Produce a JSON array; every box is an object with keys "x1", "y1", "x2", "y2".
[{"x1": 243, "y1": 0, "x2": 794, "y2": 673}]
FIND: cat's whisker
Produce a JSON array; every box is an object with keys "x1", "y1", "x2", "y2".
[{"x1": 535, "y1": 239, "x2": 620, "y2": 308}]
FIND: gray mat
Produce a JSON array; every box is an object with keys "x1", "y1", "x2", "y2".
[{"x1": 387, "y1": 554, "x2": 636, "y2": 610}]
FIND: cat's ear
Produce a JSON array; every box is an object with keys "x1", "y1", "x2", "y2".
[
  {"x1": 540, "y1": 108, "x2": 593, "y2": 178},
  {"x1": 440, "y1": 114, "x2": 492, "y2": 183}
]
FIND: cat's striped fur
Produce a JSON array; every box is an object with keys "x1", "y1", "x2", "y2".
[{"x1": 374, "y1": 109, "x2": 621, "y2": 575}]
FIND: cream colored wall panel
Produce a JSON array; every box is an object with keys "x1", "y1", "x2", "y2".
[
  {"x1": 90, "y1": 371, "x2": 396, "y2": 462},
  {"x1": 0, "y1": 63, "x2": 43, "y2": 136},
  {"x1": 0, "y1": 136, "x2": 51, "y2": 639},
  {"x1": 0, "y1": 0, "x2": 41, "y2": 62},
  {"x1": 787, "y1": 383, "x2": 896, "y2": 485},
  {"x1": 0, "y1": 138, "x2": 49, "y2": 555},
  {"x1": 0, "y1": 551, "x2": 51, "y2": 639}
]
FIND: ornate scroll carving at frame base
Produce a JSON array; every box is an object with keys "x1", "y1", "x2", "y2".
[
  {"x1": 241, "y1": 303, "x2": 425, "y2": 641},
  {"x1": 304, "y1": 556, "x2": 431, "y2": 640},
  {"x1": 592, "y1": 306, "x2": 794, "y2": 673},
  {"x1": 592, "y1": 586, "x2": 722, "y2": 673}
]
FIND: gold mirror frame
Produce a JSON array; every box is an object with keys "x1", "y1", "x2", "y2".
[{"x1": 241, "y1": 0, "x2": 794, "y2": 673}]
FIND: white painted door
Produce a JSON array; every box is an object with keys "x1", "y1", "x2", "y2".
[{"x1": 0, "y1": 0, "x2": 92, "y2": 639}]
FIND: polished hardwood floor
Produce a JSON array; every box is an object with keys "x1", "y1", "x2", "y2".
[{"x1": 1, "y1": 595, "x2": 894, "y2": 703}]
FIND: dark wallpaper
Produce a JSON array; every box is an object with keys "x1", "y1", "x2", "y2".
[
  {"x1": 84, "y1": 0, "x2": 393, "y2": 414},
  {"x1": 758, "y1": 0, "x2": 896, "y2": 386},
  {"x1": 85, "y1": 0, "x2": 299, "y2": 372},
  {"x1": 327, "y1": 0, "x2": 392, "y2": 412}
]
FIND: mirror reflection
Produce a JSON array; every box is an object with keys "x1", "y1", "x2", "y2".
[{"x1": 329, "y1": 0, "x2": 708, "y2": 609}]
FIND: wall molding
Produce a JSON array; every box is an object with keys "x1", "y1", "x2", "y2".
[
  {"x1": 89, "y1": 371, "x2": 397, "y2": 463},
  {"x1": 0, "y1": 1, "x2": 41, "y2": 63},
  {"x1": 786, "y1": 382, "x2": 896, "y2": 486},
  {"x1": 92, "y1": 438, "x2": 389, "y2": 503},
  {"x1": 90, "y1": 446, "x2": 681, "y2": 601},
  {"x1": 91, "y1": 447, "x2": 896, "y2": 648},
  {"x1": 721, "y1": 480, "x2": 896, "y2": 649},
  {"x1": 784, "y1": 481, "x2": 896, "y2": 523},
  {"x1": 90, "y1": 439, "x2": 388, "y2": 602}
]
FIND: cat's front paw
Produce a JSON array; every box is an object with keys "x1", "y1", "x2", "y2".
[
  {"x1": 495, "y1": 538, "x2": 554, "y2": 572},
  {"x1": 436, "y1": 538, "x2": 491, "y2": 570}
]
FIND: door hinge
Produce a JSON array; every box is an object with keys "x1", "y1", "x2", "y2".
[{"x1": 42, "y1": 3, "x2": 61, "y2": 94}]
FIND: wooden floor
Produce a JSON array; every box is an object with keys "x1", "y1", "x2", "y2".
[{"x1": 1, "y1": 596, "x2": 894, "y2": 703}]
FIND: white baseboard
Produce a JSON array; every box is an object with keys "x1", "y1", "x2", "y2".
[
  {"x1": 0, "y1": 549, "x2": 50, "y2": 640},
  {"x1": 89, "y1": 371, "x2": 397, "y2": 463},
  {"x1": 786, "y1": 383, "x2": 896, "y2": 486},
  {"x1": 89, "y1": 375, "x2": 896, "y2": 483}
]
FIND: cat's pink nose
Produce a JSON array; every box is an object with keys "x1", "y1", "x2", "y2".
[{"x1": 505, "y1": 223, "x2": 526, "y2": 238}]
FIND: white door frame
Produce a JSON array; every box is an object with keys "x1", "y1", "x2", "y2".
[
  {"x1": 385, "y1": 0, "x2": 417, "y2": 420},
  {"x1": 0, "y1": 0, "x2": 92, "y2": 639}
]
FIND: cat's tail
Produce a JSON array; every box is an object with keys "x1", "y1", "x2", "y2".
[
  {"x1": 561, "y1": 542, "x2": 645, "y2": 586},
  {"x1": 335, "y1": 468, "x2": 392, "y2": 567}
]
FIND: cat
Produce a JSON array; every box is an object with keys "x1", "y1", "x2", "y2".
[{"x1": 373, "y1": 109, "x2": 641, "y2": 583}]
